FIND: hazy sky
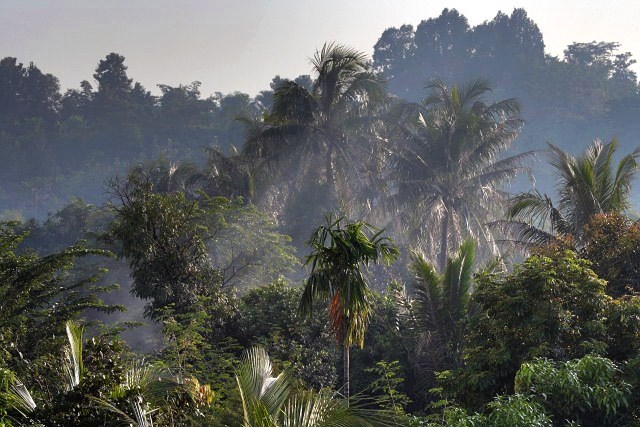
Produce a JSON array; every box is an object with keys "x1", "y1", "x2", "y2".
[{"x1": 1, "y1": 0, "x2": 639, "y2": 97}]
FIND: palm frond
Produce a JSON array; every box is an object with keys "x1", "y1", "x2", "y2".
[
  {"x1": 611, "y1": 143, "x2": 640, "y2": 210},
  {"x1": 282, "y1": 390, "x2": 399, "y2": 427},
  {"x1": 88, "y1": 396, "x2": 141, "y2": 426},
  {"x1": 411, "y1": 251, "x2": 443, "y2": 334},
  {"x1": 443, "y1": 239, "x2": 475, "y2": 321},
  {"x1": 490, "y1": 219, "x2": 556, "y2": 247},
  {"x1": 63, "y1": 320, "x2": 84, "y2": 391},
  {"x1": 236, "y1": 346, "x2": 292, "y2": 423},
  {"x1": 6, "y1": 379, "x2": 37, "y2": 415},
  {"x1": 272, "y1": 81, "x2": 316, "y2": 125},
  {"x1": 458, "y1": 78, "x2": 493, "y2": 107}
]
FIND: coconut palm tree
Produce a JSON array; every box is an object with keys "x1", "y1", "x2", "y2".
[
  {"x1": 384, "y1": 79, "x2": 529, "y2": 272},
  {"x1": 502, "y1": 139, "x2": 640, "y2": 247},
  {"x1": 235, "y1": 346, "x2": 397, "y2": 426},
  {"x1": 299, "y1": 214, "x2": 398, "y2": 399},
  {"x1": 243, "y1": 43, "x2": 387, "y2": 215}
]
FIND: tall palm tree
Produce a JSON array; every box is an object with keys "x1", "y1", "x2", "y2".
[
  {"x1": 243, "y1": 43, "x2": 387, "y2": 214},
  {"x1": 502, "y1": 139, "x2": 640, "y2": 246},
  {"x1": 385, "y1": 79, "x2": 528, "y2": 271},
  {"x1": 299, "y1": 214, "x2": 398, "y2": 399},
  {"x1": 235, "y1": 346, "x2": 397, "y2": 426}
]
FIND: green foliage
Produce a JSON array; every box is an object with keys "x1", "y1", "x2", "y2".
[
  {"x1": 410, "y1": 240, "x2": 476, "y2": 373},
  {"x1": 30, "y1": 333, "x2": 131, "y2": 426},
  {"x1": 152, "y1": 292, "x2": 243, "y2": 420},
  {"x1": 154, "y1": 295, "x2": 244, "y2": 422},
  {"x1": 483, "y1": 396, "x2": 551, "y2": 427},
  {"x1": 515, "y1": 356, "x2": 631, "y2": 425},
  {"x1": 157, "y1": 301, "x2": 213, "y2": 378},
  {"x1": 366, "y1": 360, "x2": 411, "y2": 414},
  {"x1": 438, "y1": 248, "x2": 610, "y2": 409},
  {"x1": 582, "y1": 212, "x2": 640, "y2": 296},
  {"x1": 431, "y1": 355, "x2": 637, "y2": 426},
  {"x1": 206, "y1": 198, "x2": 299, "y2": 291},
  {"x1": 108, "y1": 170, "x2": 221, "y2": 318},
  {"x1": 1, "y1": 320, "x2": 213, "y2": 426},
  {"x1": 604, "y1": 296, "x2": 640, "y2": 362},
  {"x1": 625, "y1": 355, "x2": 640, "y2": 423},
  {"x1": 23, "y1": 197, "x2": 114, "y2": 253},
  {"x1": 235, "y1": 347, "x2": 400, "y2": 427},
  {"x1": 0, "y1": 221, "x2": 119, "y2": 366},
  {"x1": 347, "y1": 284, "x2": 414, "y2": 404},
  {"x1": 108, "y1": 166, "x2": 298, "y2": 318},
  {"x1": 428, "y1": 352, "x2": 639, "y2": 427},
  {"x1": 425, "y1": 396, "x2": 551, "y2": 427},
  {"x1": 238, "y1": 280, "x2": 338, "y2": 390}
]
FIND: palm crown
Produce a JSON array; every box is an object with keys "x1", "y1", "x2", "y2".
[
  {"x1": 385, "y1": 79, "x2": 528, "y2": 271},
  {"x1": 243, "y1": 43, "x2": 386, "y2": 214},
  {"x1": 504, "y1": 139, "x2": 640, "y2": 246}
]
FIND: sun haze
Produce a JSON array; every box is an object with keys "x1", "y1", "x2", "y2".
[{"x1": 1, "y1": 0, "x2": 638, "y2": 96}]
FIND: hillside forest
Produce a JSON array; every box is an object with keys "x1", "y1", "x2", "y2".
[{"x1": 2, "y1": 7, "x2": 640, "y2": 426}]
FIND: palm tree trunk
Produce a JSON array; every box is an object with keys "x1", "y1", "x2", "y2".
[
  {"x1": 439, "y1": 212, "x2": 449, "y2": 273},
  {"x1": 326, "y1": 146, "x2": 332, "y2": 181},
  {"x1": 326, "y1": 144, "x2": 336, "y2": 207},
  {"x1": 343, "y1": 344, "x2": 350, "y2": 401}
]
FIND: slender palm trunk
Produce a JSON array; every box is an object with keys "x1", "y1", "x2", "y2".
[
  {"x1": 439, "y1": 212, "x2": 449, "y2": 273},
  {"x1": 326, "y1": 144, "x2": 335, "y2": 204},
  {"x1": 343, "y1": 344, "x2": 350, "y2": 401}
]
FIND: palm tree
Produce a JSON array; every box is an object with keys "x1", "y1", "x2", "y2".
[
  {"x1": 201, "y1": 146, "x2": 254, "y2": 199},
  {"x1": 502, "y1": 139, "x2": 640, "y2": 246},
  {"x1": 243, "y1": 43, "x2": 387, "y2": 214},
  {"x1": 134, "y1": 149, "x2": 254, "y2": 200},
  {"x1": 235, "y1": 346, "x2": 397, "y2": 426},
  {"x1": 299, "y1": 214, "x2": 398, "y2": 399},
  {"x1": 408, "y1": 240, "x2": 477, "y2": 383},
  {"x1": 2, "y1": 320, "x2": 212, "y2": 426},
  {"x1": 2, "y1": 321, "x2": 85, "y2": 420},
  {"x1": 384, "y1": 79, "x2": 529, "y2": 272}
]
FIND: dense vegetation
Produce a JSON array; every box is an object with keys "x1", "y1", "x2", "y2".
[{"x1": 2, "y1": 7, "x2": 640, "y2": 426}]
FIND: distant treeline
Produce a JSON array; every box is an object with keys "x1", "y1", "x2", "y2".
[{"x1": 1, "y1": 7, "x2": 639, "y2": 218}]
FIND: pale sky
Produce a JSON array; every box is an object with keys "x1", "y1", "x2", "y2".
[{"x1": 1, "y1": 0, "x2": 639, "y2": 97}]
